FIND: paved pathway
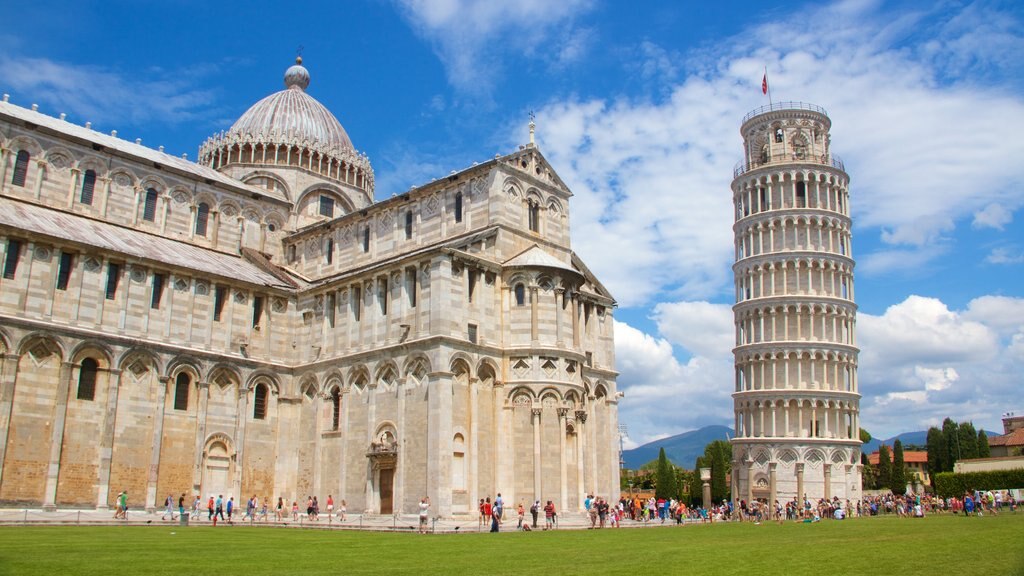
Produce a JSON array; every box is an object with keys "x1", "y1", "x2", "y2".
[{"x1": 0, "y1": 507, "x2": 706, "y2": 533}]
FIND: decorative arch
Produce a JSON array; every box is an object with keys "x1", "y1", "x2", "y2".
[
  {"x1": 8, "y1": 135, "x2": 43, "y2": 156},
  {"x1": 68, "y1": 340, "x2": 114, "y2": 368}
]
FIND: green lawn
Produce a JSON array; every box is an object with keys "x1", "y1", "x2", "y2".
[{"x1": 0, "y1": 514, "x2": 1021, "y2": 576}]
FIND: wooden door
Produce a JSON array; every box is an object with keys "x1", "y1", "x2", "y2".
[{"x1": 379, "y1": 468, "x2": 394, "y2": 514}]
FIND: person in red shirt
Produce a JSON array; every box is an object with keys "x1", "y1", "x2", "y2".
[{"x1": 543, "y1": 500, "x2": 556, "y2": 530}]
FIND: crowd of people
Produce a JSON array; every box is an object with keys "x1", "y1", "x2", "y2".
[{"x1": 118, "y1": 487, "x2": 1018, "y2": 530}]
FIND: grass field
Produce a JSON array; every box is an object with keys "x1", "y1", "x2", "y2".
[{"x1": 0, "y1": 514, "x2": 1022, "y2": 576}]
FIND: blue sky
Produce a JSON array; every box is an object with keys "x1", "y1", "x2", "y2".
[{"x1": 3, "y1": 0, "x2": 1023, "y2": 446}]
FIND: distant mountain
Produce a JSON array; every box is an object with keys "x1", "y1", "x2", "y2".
[{"x1": 622, "y1": 425, "x2": 733, "y2": 469}]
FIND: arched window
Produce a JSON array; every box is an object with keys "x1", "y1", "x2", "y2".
[
  {"x1": 174, "y1": 373, "x2": 190, "y2": 411},
  {"x1": 795, "y1": 181, "x2": 806, "y2": 208},
  {"x1": 11, "y1": 150, "x2": 30, "y2": 187},
  {"x1": 77, "y1": 358, "x2": 98, "y2": 401},
  {"x1": 331, "y1": 387, "x2": 340, "y2": 430},
  {"x1": 195, "y1": 202, "x2": 210, "y2": 236},
  {"x1": 143, "y1": 188, "x2": 159, "y2": 222},
  {"x1": 253, "y1": 383, "x2": 268, "y2": 420},
  {"x1": 452, "y1": 433, "x2": 466, "y2": 490},
  {"x1": 80, "y1": 169, "x2": 97, "y2": 205},
  {"x1": 528, "y1": 201, "x2": 540, "y2": 233},
  {"x1": 774, "y1": 128, "x2": 784, "y2": 143},
  {"x1": 514, "y1": 283, "x2": 525, "y2": 306},
  {"x1": 454, "y1": 192, "x2": 463, "y2": 223}
]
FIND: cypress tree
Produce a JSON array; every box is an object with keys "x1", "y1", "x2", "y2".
[
  {"x1": 942, "y1": 418, "x2": 959, "y2": 471},
  {"x1": 891, "y1": 440, "x2": 906, "y2": 494},
  {"x1": 705, "y1": 440, "x2": 731, "y2": 504},
  {"x1": 655, "y1": 447, "x2": 676, "y2": 500},
  {"x1": 926, "y1": 427, "x2": 945, "y2": 486},
  {"x1": 958, "y1": 422, "x2": 978, "y2": 459},
  {"x1": 978, "y1": 430, "x2": 991, "y2": 458},
  {"x1": 877, "y1": 444, "x2": 892, "y2": 491}
]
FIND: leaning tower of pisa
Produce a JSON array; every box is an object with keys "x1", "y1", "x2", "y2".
[{"x1": 729, "y1": 102, "x2": 861, "y2": 508}]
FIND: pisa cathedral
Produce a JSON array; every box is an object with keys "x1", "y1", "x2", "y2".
[
  {"x1": 0, "y1": 58, "x2": 621, "y2": 516},
  {"x1": 729, "y1": 103, "x2": 862, "y2": 505}
]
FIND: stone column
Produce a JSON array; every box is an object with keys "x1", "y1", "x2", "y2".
[
  {"x1": 768, "y1": 462, "x2": 777, "y2": 510},
  {"x1": 42, "y1": 361, "x2": 73, "y2": 510},
  {"x1": 98, "y1": 177, "x2": 111, "y2": 218},
  {"x1": 575, "y1": 409, "x2": 587, "y2": 501},
  {"x1": 530, "y1": 286, "x2": 539, "y2": 343},
  {"x1": 532, "y1": 407, "x2": 542, "y2": 503},
  {"x1": 66, "y1": 167, "x2": 80, "y2": 208},
  {"x1": 232, "y1": 385, "x2": 249, "y2": 500},
  {"x1": 146, "y1": 376, "x2": 171, "y2": 513},
  {"x1": 427, "y1": 371, "x2": 453, "y2": 516},
  {"x1": 0, "y1": 353, "x2": 20, "y2": 490},
  {"x1": 95, "y1": 368, "x2": 123, "y2": 509},
  {"x1": 337, "y1": 389, "x2": 350, "y2": 502},
  {"x1": 796, "y1": 463, "x2": 805, "y2": 504},
  {"x1": 469, "y1": 378, "x2": 479, "y2": 512},
  {"x1": 33, "y1": 160, "x2": 47, "y2": 200},
  {"x1": 554, "y1": 288, "x2": 564, "y2": 346},
  {"x1": 745, "y1": 460, "x2": 754, "y2": 506},
  {"x1": 557, "y1": 408, "x2": 568, "y2": 511},
  {"x1": 823, "y1": 463, "x2": 831, "y2": 501},
  {"x1": 192, "y1": 381, "x2": 210, "y2": 494}
]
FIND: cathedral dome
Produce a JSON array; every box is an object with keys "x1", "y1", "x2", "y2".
[{"x1": 227, "y1": 57, "x2": 353, "y2": 150}]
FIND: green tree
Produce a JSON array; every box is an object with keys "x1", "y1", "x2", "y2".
[
  {"x1": 859, "y1": 428, "x2": 872, "y2": 444},
  {"x1": 942, "y1": 418, "x2": 959, "y2": 471},
  {"x1": 877, "y1": 445, "x2": 892, "y2": 491},
  {"x1": 926, "y1": 426, "x2": 945, "y2": 487},
  {"x1": 978, "y1": 430, "x2": 991, "y2": 458},
  {"x1": 704, "y1": 440, "x2": 732, "y2": 504},
  {"x1": 891, "y1": 440, "x2": 906, "y2": 494},
  {"x1": 958, "y1": 422, "x2": 979, "y2": 459},
  {"x1": 655, "y1": 448, "x2": 677, "y2": 500}
]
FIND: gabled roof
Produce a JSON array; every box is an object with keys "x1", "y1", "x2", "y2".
[
  {"x1": 503, "y1": 244, "x2": 577, "y2": 274},
  {"x1": 0, "y1": 196, "x2": 293, "y2": 289}
]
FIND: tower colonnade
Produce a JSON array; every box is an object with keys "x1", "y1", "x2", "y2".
[{"x1": 729, "y1": 102, "x2": 861, "y2": 508}]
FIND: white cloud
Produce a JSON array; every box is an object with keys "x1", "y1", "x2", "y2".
[
  {"x1": 613, "y1": 319, "x2": 733, "y2": 447},
  {"x1": 528, "y1": 1, "x2": 1024, "y2": 310},
  {"x1": 0, "y1": 55, "x2": 223, "y2": 129},
  {"x1": 972, "y1": 203, "x2": 1013, "y2": 230},
  {"x1": 856, "y1": 295, "x2": 1022, "y2": 437},
  {"x1": 985, "y1": 246, "x2": 1024, "y2": 264},
  {"x1": 394, "y1": 0, "x2": 595, "y2": 94}
]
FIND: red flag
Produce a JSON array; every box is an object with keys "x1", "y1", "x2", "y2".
[{"x1": 762, "y1": 73, "x2": 768, "y2": 95}]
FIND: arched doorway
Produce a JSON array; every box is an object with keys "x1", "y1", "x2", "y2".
[
  {"x1": 201, "y1": 436, "x2": 234, "y2": 499},
  {"x1": 367, "y1": 428, "x2": 397, "y2": 514}
]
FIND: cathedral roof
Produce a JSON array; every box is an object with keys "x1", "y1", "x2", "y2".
[
  {"x1": 0, "y1": 196, "x2": 295, "y2": 289},
  {"x1": 226, "y1": 57, "x2": 354, "y2": 151},
  {"x1": 504, "y1": 245, "x2": 577, "y2": 274}
]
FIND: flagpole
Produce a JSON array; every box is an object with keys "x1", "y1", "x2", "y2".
[{"x1": 765, "y1": 66, "x2": 773, "y2": 106}]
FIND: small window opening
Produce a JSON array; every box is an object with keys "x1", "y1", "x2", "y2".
[
  {"x1": 80, "y1": 170, "x2": 97, "y2": 205},
  {"x1": 77, "y1": 358, "x2": 98, "y2": 401},
  {"x1": 56, "y1": 251, "x2": 74, "y2": 291},
  {"x1": 195, "y1": 202, "x2": 210, "y2": 236},
  {"x1": 105, "y1": 263, "x2": 120, "y2": 299},
  {"x1": 174, "y1": 373, "x2": 190, "y2": 411},
  {"x1": 253, "y1": 384, "x2": 268, "y2": 420},
  {"x1": 407, "y1": 268, "x2": 417, "y2": 308},
  {"x1": 3, "y1": 239, "x2": 22, "y2": 280},
  {"x1": 331, "y1": 388, "x2": 340, "y2": 430},
  {"x1": 326, "y1": 238, "x2": 334, "y2": 264},
  {"x1": 143, "y1": 188, "x2": 158, "y2": 222},
  {"x1": 213, "y1": 285, "x2": 227, "y2": 321},
  {"x1": 11, "y1": 150, "x2": 29, "y2": 187},
  {"x1": 405, "y1": 211, "x2": 413, "y2": 239},
  {"x1": 454, "y1": 192, "x2": 463, "y2": 223},
  {"x1": 151, "y1": 273, "x2": 165, "y2": 309},
  {"x1": 362, "y1": 226, "x2": 370, "y2": 252},
  {"x1": 514, "y1": 283, "x2": 525, "y2": 306},
  {"x1": 252, "y1": 295, "x2": 264, "y2": 327},
  {"x1": 319, "y1": 195, "x2": 335, "y2": 218}
]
